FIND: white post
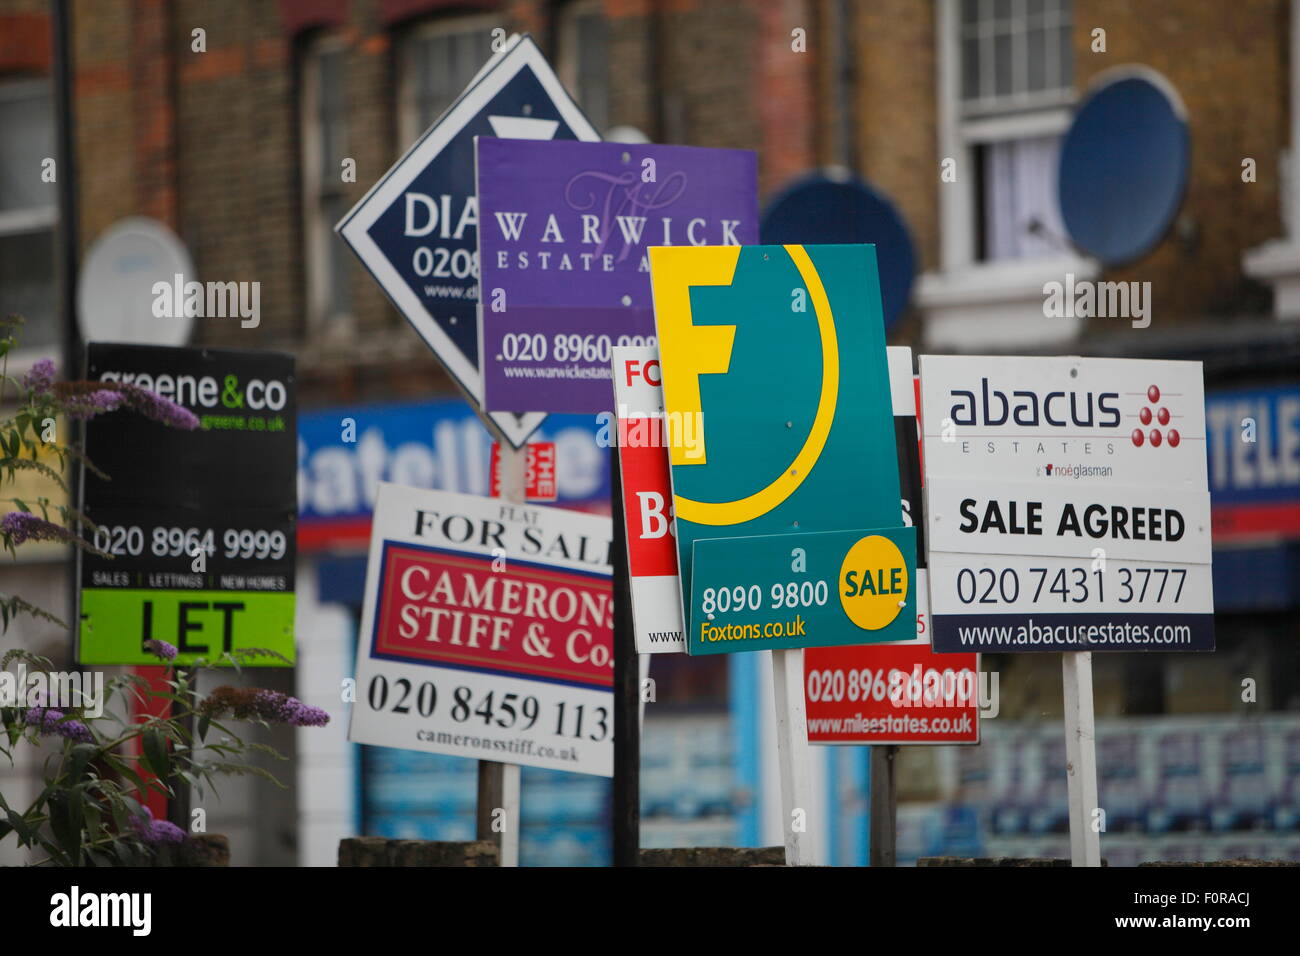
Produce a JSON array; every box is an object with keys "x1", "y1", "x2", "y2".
[
  {"x1": 477, "y1": 442, "x2": 528, "y2": 867},
  {"x1": 1062, "y1": 651, "x2": 1102, "y2": 867},
  {"x1": 771, "y1": 648, "x2": 818, "y2": 866},
  {"x1": 638, "y1": 653, "x2": 650, "y2": 729},
  {"x1": 498, "y1": 761, "x2": 521, "y2": 867}
]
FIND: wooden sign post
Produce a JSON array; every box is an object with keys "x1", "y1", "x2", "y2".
[
  {"x1": 1062, "y1": 652, "x2": 1101, "y2": 867},
  {"x1": 772, "y1": 648, "x2": 818, "y2": 866}
]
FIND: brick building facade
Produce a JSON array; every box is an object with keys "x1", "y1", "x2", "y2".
[
  {"x1": 5, "y1": 0, "x2": 1296, "y2": 372},
  {"x1": 4, "y1": 0, "x2": 1300, "y2": 866}
]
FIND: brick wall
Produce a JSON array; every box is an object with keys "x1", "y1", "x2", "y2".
[
  {"x1": 1074, "y1": 0, "x2": 1289, "y2": 326},
  {"x1": 855, "y1": 0, "x2": 939, "y2": 278},
  {"x1": 8, "y1": 0, "x2": 1290, "y2": 393}
]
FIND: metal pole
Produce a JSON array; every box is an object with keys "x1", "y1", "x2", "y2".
[
  {"x1": 610, "y1": 451, "x2": 640, "y2": 865},
  {"x1": 835, "y1": 0, "x2": 859, "y2": 173},
  {"x1": 868, "y1": 745, "x2": 897, "y2": 866},
  {"x1": 51, "y1": 0, "x2": 81, "y2": 670},
  {"x1": 476, "y1": 444, "x2": 526, "y2": 866}
]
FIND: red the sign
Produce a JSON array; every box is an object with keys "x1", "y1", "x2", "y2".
[
  {"x1": 372, "y1": 542, "x2": 613, "y2": 688},
  {"x1": 618, "y1": 428, "x2": 677, "y2": 577},
  {"x1": 805, "y1": 642, "x2": 979, "y2": 744},
  {"x1": 490, "y1": 441, "x2": 558, "y2": 501}
]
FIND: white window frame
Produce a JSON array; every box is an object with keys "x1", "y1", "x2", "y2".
[
  {"x1": 0, "y1": 77, "x2": 59, "y2": 373},
  {"x1": 300, "y1": 32, "x2": 352, "y2": 338},
  {"x1": 397, "y1": 14, "x2": 499, "y2": 150},
  {"x1": 1242, "y1": 0, "x2": 1300, "y2": 321},
  {"x1": 958, "y1": 0, "x2": 1075, "y2": 118},
  {"x1": 921, "y1": 0, "x2": 1097, "y2": 349}
]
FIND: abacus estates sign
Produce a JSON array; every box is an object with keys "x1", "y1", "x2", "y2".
[
  {"x1": 349, "y1": 484, "x2": 615, "y2": 776},
  {"x1": 920, "y1": 355, "x2": 1214, "y2": 653}
]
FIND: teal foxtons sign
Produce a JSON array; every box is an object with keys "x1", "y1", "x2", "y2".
[
  {"x1": 690, "y1": 526, "x2": 915, "y2": 655},
  {"x1": 649, "y1": 243, "x2": 913, "y2": 654}
]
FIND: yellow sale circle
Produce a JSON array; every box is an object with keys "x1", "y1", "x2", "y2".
[{"x1": 838, "y1": 535, "x2": 908, "y2": 631}]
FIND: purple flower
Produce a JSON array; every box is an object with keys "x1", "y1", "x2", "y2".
[
  {"x1": 62, "y1": 389, "x2": 125, "y2": 420},
  {"x1": 130, "y1": 806, "x2": 187, "y2": 846},
  {"x1": 1, "y1": 512, "x2": 75, "y2": 546},
  {"x1": 116, "y1": 384, "x2": 200, "y2": 430},
  {"x1": 251, "y1": 689, "x2": 330, "y2": 727},
  {"x1": 143, "y1": 639, "x2": 178, "y2": 661},
  {"x1": 23, "y1": 707, "x2": 94, "y2": 744},
  {"x1": 199, "y1": 686, "x2": 330, "y2": 727},
  {"x1": 22, "y1": 358, "x2": 56, "y2": 396}
]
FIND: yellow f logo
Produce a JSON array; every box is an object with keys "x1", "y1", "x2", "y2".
[
  {"x1": 647, "y1": 246, "x2": 741, "y2": 466},
  {"x1": 650, "y1": 244, "x2": 842, "y2": 528}
]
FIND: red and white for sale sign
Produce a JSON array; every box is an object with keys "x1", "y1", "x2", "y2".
[
  {"x1": 350, "y1": 483, "x2": 615, "y2": 776},
  {"x1": 611, "y1": 346, "x2": 686, "y2": 653}
]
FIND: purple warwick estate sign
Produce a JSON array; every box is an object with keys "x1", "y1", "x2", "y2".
[{"x1": 476, "y1": 137, "x2": 757, "y2": 414}]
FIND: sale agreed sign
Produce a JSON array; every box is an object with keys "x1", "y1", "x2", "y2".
[
  {"x1": 920, "y1": 355, "x2": 1214, "y2": 653},
  {"x1": 650, "y1": 244, "x2": 913, "y2": 654},
  {"x1": 611, "y1": 345, "x2": 685, "y2": 653},
  {"x1": 805, "y1": 348, "x2": 980, "y2": 745},
  {"x1": 349, "y1": 484, "x2": 615, "y2": 776},
  {"x1": 477, "y1": 138, "x2": 757, "y2": 414}
]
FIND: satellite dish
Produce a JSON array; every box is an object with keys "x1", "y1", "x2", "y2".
[
  {"x1": 1058, "y1": 67, "x2": 1190, "y2": 266},
  {"x1": 605, "y1": 125, "x2": 650, "y2": 144},
  {"x1": 77, "y1": 217, "x2": 195, "y2": 346},
  {"x1": 761, "y1": 169, "x2": 916, "y2": 330}
]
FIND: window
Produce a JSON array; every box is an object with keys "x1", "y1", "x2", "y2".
[
  {"x1": 960, "y1": 0, "x2": 1072, "y2": 116},
  {"x1": 300, "y1": 35, "x2": 352, "y2": 333},
  {"x1": 0, "y1": 77, "x2": 57, "y2": 350},
  {"x1": 922, "y1": 0, "x2": 1091, "y2": 349},
  {"x1": 558, "y1": 1, "x2": 610, "y2": 134},
  {"x1": 398, "y1": 17, "x2": 496, "y2": 148},
  {"x1": 952, "y1": 0, "x2": 1074, "y2": 263}
]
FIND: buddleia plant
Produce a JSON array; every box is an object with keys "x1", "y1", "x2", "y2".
[{"x1": 0, "y1": 316, "x2": 329, "y2": 865}]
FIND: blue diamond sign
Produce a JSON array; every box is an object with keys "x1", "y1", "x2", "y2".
[{"x1": 337, "y1": 35, "x2": 599, "y2": 447}]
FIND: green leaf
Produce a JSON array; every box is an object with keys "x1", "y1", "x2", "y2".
[
  {"x1": 68, "y1": 742, "x2": 97, "y2": 782},
  {"x1": 111, "y1": 759, "x2": 152, "y2": 798},
  {"x1": 47, "y1": 791, "x2": 83, "y2": 864},
  {"x1": 6, "y1": 810, "x2": 32, "y2": 845},
  {"x1": 142, "y1": 728, "x2": 170, "y2": 780},
  {"x1": 83, "y1": 802, "x2": 102, "y2": 842}
]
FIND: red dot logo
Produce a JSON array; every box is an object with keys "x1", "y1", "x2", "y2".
[
  {"x1": 1157, "y1": 407, "x2": 1170, "y2": 425},
  {"x1": 1148, "y1": 385, "x2": 1160, "y2": 403},
  {"x1": 1150, "y1": 429, "x2": 1163, "y2": 447},
  {"x1": 1167, "y1": 429, "x2": 1180, "y2": 447},
  {"x1": 1139, "y1": 407, "x2": 1152, "y2": 425},
  {"x1": 1131, "y1": 429, "x2": 1145, "y2": 447}
]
